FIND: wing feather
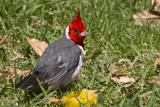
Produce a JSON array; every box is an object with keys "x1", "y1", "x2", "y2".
[{"x1": 31, "y1": 37, "x2": 81, "y2": 89}]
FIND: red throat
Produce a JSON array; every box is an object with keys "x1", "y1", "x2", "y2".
[{"x1": 69, "y1": 9, "x2": 86, "y2": 48}]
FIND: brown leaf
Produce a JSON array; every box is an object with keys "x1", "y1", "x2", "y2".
[
  {"x1": 0, "y1": 73, "x2": 2, "y2": 78},
  {"x1": 7, "y1": 67, "x2": 22, "y2": 78},
  {"x1": 53, "y1": 23, "x2": 61, "y2": 31},
  {"x1": 119, "y1": 77, "x2": 135, "y2": 83},
  {"x1": 31, "y1": 20, "x2": 46, "y2": 28},
  {"x1": 111, "y1": 69, "x2": 124, "y2": 77},
  {"x1": 107, "y1": 64, "x2": 125, "y2": 76},
  {"x1": 108, "y1": 62, "x2": 135, "y2": 87},
  {"x1": 150, "y1": 76, "x2": 160, "y2": 87},
  {"x1": 111, "y1": 77, "x2": 121, "y2": 84},
  {"x1": 9, "y1": 48, "x2": 25, "y2": 60},
  {"x1": 99, "y1": 36, "x2": 104, "y2": 41},
  {"x1": 156, "y1": 54, "x2": 160, "y2": 66},
  {"x1": 133, "y1": 9, "x2": 160, "y2": 26},
  {"x1": 0, "y1": 67, "x2": 22, "y2": 79},
  {"x1": 129, "y1": 33, "x2": 134, "y2": 37},
  {"x1": 0, "y1": 35, "x2": 9, "y2": 45},
  {"x1": 20, "y1": 70, "x2": 31, "y2": 80},
  {"x1": 144, "y1": 95, "x2": 150, "y2": 102},
  {"x1": 26, "y1": 36, "x2": 48, "y2": 56},
  {"x1": 111, "y1": 76, "x2": 135, "y2": 87},
  {"x1": 120, "y1": 77, "x2": 135, "y2": 87},
  {"x1": 152, "y1": 0, "x2": 160, "y2": 10},
  {"x1": 48, "y1": 97, "x2": 60, "y2": 103}
]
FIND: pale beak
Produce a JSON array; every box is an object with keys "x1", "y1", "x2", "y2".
[{"x1": 80, "y1": 30, "x2": 89, "y2": 36}]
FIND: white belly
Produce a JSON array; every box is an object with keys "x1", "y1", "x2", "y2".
[{"x1": 71, "y1": 45, "x2": 84, "y2": 80}]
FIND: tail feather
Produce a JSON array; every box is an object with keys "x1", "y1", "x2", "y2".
[{"x1": 15, "y1": 74, "x2": 39, "y2": 91}]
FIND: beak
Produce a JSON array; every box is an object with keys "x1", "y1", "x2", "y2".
[{"x1": 80, "y1": 30, "x2": 89, "y2": 36}]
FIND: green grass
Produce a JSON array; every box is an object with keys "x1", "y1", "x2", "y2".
[{"x1": 1, "y1": 0, "x2": 160, "y2": 106}]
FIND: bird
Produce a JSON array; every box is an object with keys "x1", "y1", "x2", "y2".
[{"x1": 15, "y1": 9, "x2": 89, "y2": 91}]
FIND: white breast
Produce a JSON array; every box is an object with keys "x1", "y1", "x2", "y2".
[{"x1": 71, "y1": 45, "x2": 84, "y2": 80}]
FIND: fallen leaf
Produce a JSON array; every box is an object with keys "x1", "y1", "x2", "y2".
[
  {"x1": 150, "y1": 76, "x2": 160, "y2": 87},
  {"x1": 0, "y1": 67, "x2": 22, "y2": 79},
  {"x1": 144, "y1": 95, "x2": 150, "y2": 102},
  {"x1": 119, "y1": 77, "x2": 135, "y2": 83},
  {"x1": 0, "y1": 68, "x2": 31, "y2": 80},
  {"x1": 48, "y1": 97, "x2": 60, "y2": 103},
  {"x1": 0, "y1": 35, "x2": 9, "y2": 45},
  {"x1": 0, "y1": 73, "x2": 2, "y2": 77},
  {"x1": 111, "y1": 76, "x2": 135, "y2": 87},
  {"x1": 107, "y1": 64, "x2": 125, "y2": 76},
  {"x1": 99, "y1": 36, "x2": 104, "y2": 41},
  {"x1": 20, "y1": 70, "x2": 31, "y2": 80},
  {"x1": 133, "y1": 9, "x2": 160, "y2": 26},
  {"x1": 53, "y1": 23, "x2": 61, "y2": 31},
  {"x1": 108, "y1": 61, "x2": 135, "y2": 87},
  {"x1": 83, "y1": 58, "x2": 91, "y2": 63},
  {"x1": 152, "y1": 0, "x2": 160, "y2": 10},
  {"x1": 7, "y1": 67, "x2": 22, "y2": 78},
  {"x1": 9, "y1": 48, "x2": 25, "y2": 60},
  {"x1": 129, "y1": 33, "x2": 134, "y2": 37},
  {"x1": 156, "y1": 54, "x2": 160, "y2": 66},
  {"x1": 120, "y1": 77, "x2": 135, "y2": 87},
  {"x1": 111, "y1": 69, "x2": 124, "y2": 77},
  {"x1": 26, "y1": 36, "x2": 48, "y2": 56},
  {"x1": 31, "y1": 20, "x2": 46, "y2": 28},
  {"x1": 111, "y1": 77, "x2": 121, "y2": 84}
]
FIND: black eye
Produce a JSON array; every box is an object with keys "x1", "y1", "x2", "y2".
[{"x1": 73, "y1": 29, "x2": 79, "y2": 34}]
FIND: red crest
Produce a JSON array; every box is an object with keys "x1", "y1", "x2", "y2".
[{"x1": 69, "y1": 9, "x2": 86, "y2": 32}]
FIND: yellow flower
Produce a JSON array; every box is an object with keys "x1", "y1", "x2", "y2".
[{"x1": 62, "y1": 90, "x2": 97, "y2": 107}]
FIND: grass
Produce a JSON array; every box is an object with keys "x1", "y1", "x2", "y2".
[{"x1": 1, "y1": 0, "x2": 160, "y2": 106}]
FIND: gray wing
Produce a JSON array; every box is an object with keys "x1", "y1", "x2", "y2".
[{"x1": 31, "y1": 37, "x2": 81, "y2": 89}]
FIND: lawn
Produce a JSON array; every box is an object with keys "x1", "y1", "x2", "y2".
[{"x1": 1, "y1": 0, "x2": 160, "y2": 106}]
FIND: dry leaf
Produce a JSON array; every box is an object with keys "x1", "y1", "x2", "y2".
[
  {"x1": 9, "y1": 48, "x2": 24, "y2": 60},
  {"x1": 108, "y1": 62, "x2": 135, "y2": 87},
  {"x1": 152, "y1": 0, "x2": 160, "y2": 10},
  {"x1": 129, "y1": 33, "x2": 134, "y2": 37},
  {"x1": 7, "y1": 67, "x2": 22, "y2": 78},
  {"x1": 120, "y1": 77, "x2": 135, "y2": 87},
  {"x1": 156, "y1": 54, "x2": 160, "y2": 66},
  {"x1": 31, "y1": 20, "x2": 46, "y2": 28},
  {"x1": 53, "y1": 23, "x2": 61, "y2": 31},
  {"x1": 26, "y1": 36, "x2": 48, "y2": 56},
  {"x1": 133, "y1": 9, "x2": 160, "y2": 26},
  {"x1": 111, "y1": 69, "x2": 124, "y2": 77},
  {"x1": 0, "y1": 73, "x2": 2, "y2": 77},
  {"x1": 20, "y1": 70, "x2": 31, "y2": 80},
  {"x1": 111, "y1": 76, "x2": 135, "y2": 87},
  {"x1": 0, "y1": 35, "x2": 9, "y2": 45},
  {"x1": 0, "y1": 67, "x2": 31, "y2": 80},
  {"x1": 119, "y1": 77, "x2": 135, "y2": 83},
  {"x1": 0, "y1": 67, "x2": 22, "y2": 79},
  {"x1": 48, "y1": 97, "x2": 60, "y2": 103},
  {"x1": 107, "y1": 64, "x2": 125, "y2": 75},
  {"x1": 150, "y1": 76, "x2": 160, "y2": 87},
  {"x1": 111, "y1": 77, "x2": 122, "y2": 84},
  {"x1": 99, "y1": 36, "x2": 104, "y2": 41},
  {"x1": 144, "y1": 95, "x2": 150, "y2": 102}
]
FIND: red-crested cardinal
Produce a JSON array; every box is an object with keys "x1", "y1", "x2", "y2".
[{"x1": 15, "y1": 9, "x2": 89, "y2": 90}]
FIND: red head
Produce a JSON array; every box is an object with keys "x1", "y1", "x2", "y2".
[{"x1": 68, "y1": 9, "x2": 88, "y2": 48}]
